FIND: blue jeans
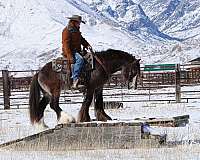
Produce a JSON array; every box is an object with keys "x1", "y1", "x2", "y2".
[{"x1": 71, "y1": 52, "x2": 84, "y2": 81}]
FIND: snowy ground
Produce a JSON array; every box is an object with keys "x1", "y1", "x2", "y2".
[{"x1": 1, "y1": 86, "x2": 200, "y2": 159}]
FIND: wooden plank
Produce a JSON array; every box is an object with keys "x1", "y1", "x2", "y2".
[
  {"x1": 134, "y1": 115, "x2": 189, "y2": 127},
  {"x1": 175, "y1": 64, "x2": 181, "y2": 103},
  {"x1": 2, "y1": 70, "x2": 10, "y2": 109}
]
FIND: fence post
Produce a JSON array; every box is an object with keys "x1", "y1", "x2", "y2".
[
  {"x1": 2, "y1": 70, "x2": 10, "y2": 109},
  {"x1": 175, "y1": 64, "x2": 181, "y2": 103}
]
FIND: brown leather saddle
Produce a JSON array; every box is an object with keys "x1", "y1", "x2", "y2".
[{"x1": 52, "y1": 51, "x2": 95, "y2": 90}]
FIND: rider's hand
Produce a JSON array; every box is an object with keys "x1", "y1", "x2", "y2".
[
  {"x1": 68, "y1": 58, "x2": 74, "y2": 64},
  {"x1": 71, "y1": 64, "x2": 74, "y2": 69},
  {"x1": 87, "y1": 45, "x2": 92, "y2": 51}
]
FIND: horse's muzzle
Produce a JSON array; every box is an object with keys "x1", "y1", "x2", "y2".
[{"x1": 128, "y1": 75, "x2": 138, "y2": 90}]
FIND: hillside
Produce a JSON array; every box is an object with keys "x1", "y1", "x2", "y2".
[{"x1": 0, "y1": 0, "x2": 199, "y2": 70}]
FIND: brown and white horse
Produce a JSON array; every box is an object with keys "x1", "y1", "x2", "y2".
[{"x1": 29, "y1": 49, "x2": 140, "y2": 129}]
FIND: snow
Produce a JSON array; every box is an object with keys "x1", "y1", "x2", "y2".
[
  {"x1": 1, "y1": 85, "x2": 200, "y2": 159},
  {"x1": 1, "y1": 146, "x2": 200, "y2": 160},
  {"x1": 0, "y1": 0, "x2": 200, "y2": 159}
]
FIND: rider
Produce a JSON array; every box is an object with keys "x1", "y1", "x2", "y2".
[{"x1": 62, "y1": 15, "x2": 92, "y2": 89}]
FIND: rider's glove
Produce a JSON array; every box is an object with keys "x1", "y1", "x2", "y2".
[{"x1": 87, "y1": 45, "x2": 92, "y2": 51}]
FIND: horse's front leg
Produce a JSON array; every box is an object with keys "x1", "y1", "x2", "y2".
[
  {"x1": 77, "y1": 89, "x2": 94, "y2": 122},
  {"x1": 94, "y1": 88, "x2": 112, "y2": 121},
  {"x1": 50, "y1": 93, "x2": 75, "y2": 124}
]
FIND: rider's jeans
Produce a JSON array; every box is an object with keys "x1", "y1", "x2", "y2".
[{"x1": 71, "y1": 52, "x2": 84, "y2": 81}]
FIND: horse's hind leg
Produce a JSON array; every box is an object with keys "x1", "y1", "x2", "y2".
[
  {"x1": 50, "y1": 95, "x2": 75, "y2": 124},
  {"x1": 35, "y1": 93, "x2": 50, "y2": 129},
  {"x1": 94, "y1": 88, "x2": 112, "y2": 121}
]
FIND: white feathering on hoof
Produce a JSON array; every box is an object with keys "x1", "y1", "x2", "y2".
[
  {"x1": 34, "y1": 118, "x2": 49, "y2": 131},
  {"x1": 58, "y1": 111, "x2": 76, "y2": 124}
]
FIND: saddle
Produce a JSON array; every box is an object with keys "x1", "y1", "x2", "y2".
[{"x1": 52, "y1": 51, "x2": 95, "y2": 90}]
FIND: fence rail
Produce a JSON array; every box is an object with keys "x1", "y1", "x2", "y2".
[{"x1": 0, "y1": 64, "x2": 200, "y2": 109}]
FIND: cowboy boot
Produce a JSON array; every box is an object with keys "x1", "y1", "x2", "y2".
[{"x1": 71, "y1": 79, "x2": 84, "y2": 89}]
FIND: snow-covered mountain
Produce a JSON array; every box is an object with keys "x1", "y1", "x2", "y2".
[
  {"x1": 139, "y1": 0, "x2": 200, "y2": 39},
  {"x1": 0, "y1": 0, "x2": 199, "y2": 70}
]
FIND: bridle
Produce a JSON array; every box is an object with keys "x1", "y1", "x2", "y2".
[{"x1": 89, "y1": 48, "x2": 109, "y2": 77}]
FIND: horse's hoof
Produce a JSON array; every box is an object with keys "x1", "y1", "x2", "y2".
[
  {"x1": 76, "y1": 114, "x2": 91, "y2": 122},
  {"x1": 97, "y1": 117, "x2": 112, "y2": 122},
  {"x1": 76, "y1": 112, "x2": 91, "y2": 122},
  {"x1": 76, "y1": 117, "x2": 91, "y2": 123},
  {"x1": 34, "y1": 118, "x2": 49, "y2": 132},
  {"x1": 96, "y1": 111, "x2": 112, "y2": 122},
  {"x1": 58, "y1": 111, "x2": 76, "y2": 124}
]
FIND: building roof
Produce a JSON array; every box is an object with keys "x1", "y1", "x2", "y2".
[{"x1": 189, "y1": 57, "x2": 200, "y2": 62}]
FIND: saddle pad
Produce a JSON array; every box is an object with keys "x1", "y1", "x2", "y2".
[{"x1": 52, "y1": 57, "x2": 68, "y2": 73}]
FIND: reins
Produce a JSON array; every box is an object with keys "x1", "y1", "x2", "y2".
[{"x1": 89, "y1": 49, "x2": 110, "y2": 77}]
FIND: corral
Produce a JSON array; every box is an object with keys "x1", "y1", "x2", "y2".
[
  {"x1": 0, "y1": 63, "x2": 199, "y2": 157},
  {"x1": 0, "y1": 63, "x2": 200, "y2": 109}
]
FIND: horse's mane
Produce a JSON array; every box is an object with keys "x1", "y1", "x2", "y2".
[{"x1": 96, "y1": 49, "x2": 134, "y2": 61}]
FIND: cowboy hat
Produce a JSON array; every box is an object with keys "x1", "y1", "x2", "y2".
[{"x1": 67, "y1": 15, "x2": 85, "y2": 24}]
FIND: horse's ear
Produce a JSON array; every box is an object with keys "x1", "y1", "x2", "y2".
[
  {"x1": 132, "y1": 56, "x2": 135, "y2": 61},
  {"x1": 133, "y1": 58, "x2": 141, "y2": 64}
]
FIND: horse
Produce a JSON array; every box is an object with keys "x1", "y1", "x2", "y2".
[{"x1": 29, "y1": 49, "x2": 141, "y2": 129}]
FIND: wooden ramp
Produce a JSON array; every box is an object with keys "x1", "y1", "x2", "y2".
[{"x1": 0, "y1": 121, "x2": 165, "y2": 151}]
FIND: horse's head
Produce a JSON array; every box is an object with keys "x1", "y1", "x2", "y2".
[{"x1": 122, "y1": 57, "x2": 141, "y2": 89}]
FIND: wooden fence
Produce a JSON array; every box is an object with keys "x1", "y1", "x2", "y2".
[{"x1": 1, "y1": 64, "x2": 200, "y2": 109}]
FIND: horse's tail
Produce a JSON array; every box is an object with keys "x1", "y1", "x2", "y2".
[{"x1": 29, "y1": 73, "x2": 41, "y2": 124}]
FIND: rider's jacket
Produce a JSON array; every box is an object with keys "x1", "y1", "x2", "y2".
[{"x1": 62, "y1": 25, "x2": 89, "y2": 64}]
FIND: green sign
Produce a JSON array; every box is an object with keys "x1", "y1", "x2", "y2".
[{"x1": 144, "y1": 64, "x2": 176, "y2": 71}]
